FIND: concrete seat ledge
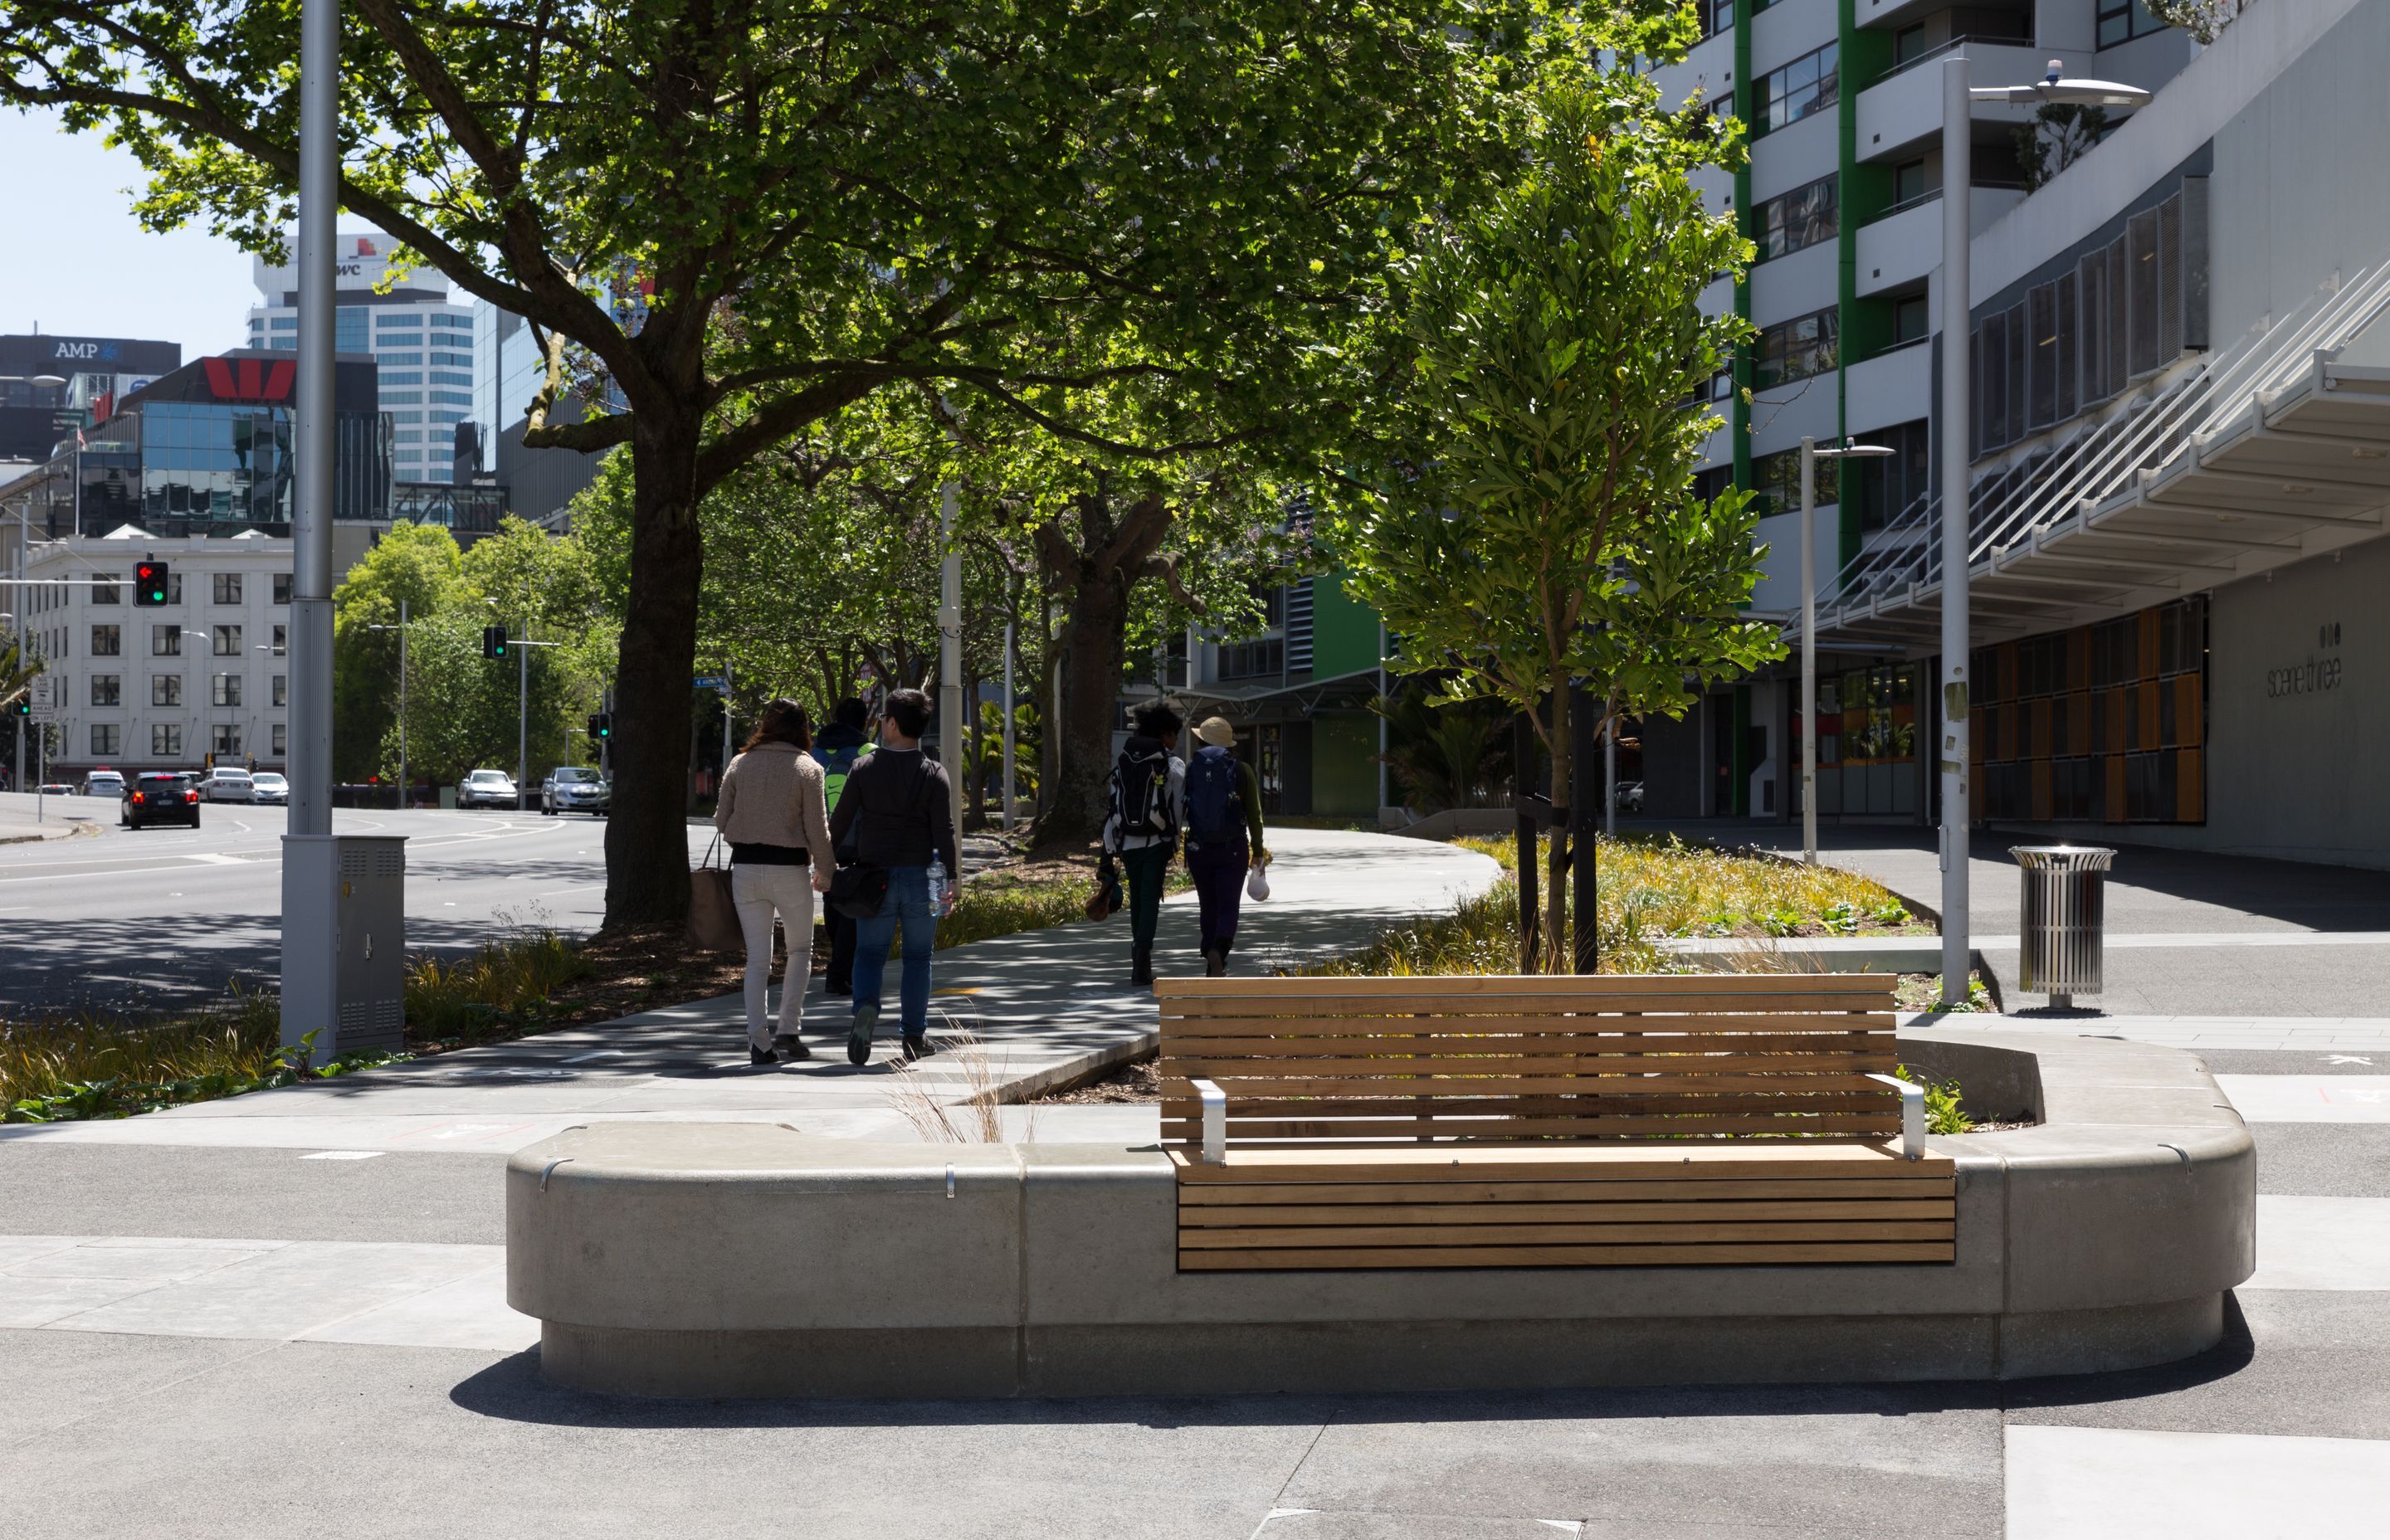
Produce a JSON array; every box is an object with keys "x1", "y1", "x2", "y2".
[{"x1": 505, "y1": 1029, "x2": 2255, "y2": 1400}]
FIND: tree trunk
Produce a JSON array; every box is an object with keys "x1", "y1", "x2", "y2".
[
  {"x1": 1040, "y1": 582, "x2": 1130, "y2": 845},
  {"x1": 603, "y1": 409, "x2": 705, "y2": 928},
  {"x1": 1544, "y1": 677, "x2": 1572, "y2": 974}
]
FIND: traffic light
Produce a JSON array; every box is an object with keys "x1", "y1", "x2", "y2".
[
  {"x1": 482, "y1": 625, "x2": 509, "y2": 660},
  {"x1": 588, "y1": 714, "x2": 612, "y2": 742},
  {"x1": 134, "y1": 560, "x2": 170, "y2": 607},
  {"x1": 8, "y1": 698, "x2": 27, "y2": 719}
]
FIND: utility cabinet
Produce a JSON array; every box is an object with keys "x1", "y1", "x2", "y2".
[{"x1": 281, "y1": 834, "x2": 408, "y2": 1058}]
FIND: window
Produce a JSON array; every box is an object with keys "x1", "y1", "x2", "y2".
[
  {"x1": 90, "y1": 674, "x2": 120, "y2": 706},
  {"x1": 1757, "y1": 43, "x2": 1836, "y2": 134},
  {"x1": 1217, "y1": 638, "x2": 1285, "y2": 680},
  {"x1": 269, "y1": 624, "x2": 287, "y2": 655},
  {"x1": 271, "y1": 316, "x2": 298, "y2": 332},
  {"x1": 152, "y1": 724, "x2": 183, "y2": 758},
  {"x1": 1750, "y1": 449, "x2": 1807, "y2": 515},
  {"x1": 383, "y1": 392, "x2": 423, "y2": 406},
  {"x1": 378, "y1": 354, "x2": 425, "y2": 368},
  {"x1": 1695, "y1": 0, "x2": 1734, "y2": 37},
  {"x1": 213, "y1": 573, "x2": 243, "y2": 605},
  {"x1": 2097, "y1": 0, "x2": 2168, "y2": 47},
  {"x1": 1757, "y1": 177, "x2": 1836, "y2": 261},
  {"x1": 1893, "y1": 158, "x2": 1930, "y2": 207},
  {"x1": 273, "y1": 573, "x2": 292, "y2": 605},
  {"x1": 90, "y1": 624, "x2": 120, "y2": 657},
  {"x1": 1851, "y1": 419, "x2": 1932, "y2": 533},
  {"x1": 429, "y1": 391, "x2": 474, "y2": 407},
  {"x1": 1892, "y1": 294, "x2": 1930, "y2": 345},
  {"x1": 272, "y1": 724, "x2": 287, "y2": 757},
  {"x1": 212, "y1": 673, "x2": 242, "y2": 708},
  {"x1": 163, "y1": 571, "x2": 183, "y2": 603},
  {"x1": 212, "y1": 724, "x2": 242, "y2": 755},
  {"x1": 1894, "y1": 23, "x2": 1930, "y2": 63},
  {"x1": 1754, "y1": 307, "x2": 1838, "y2": 387},
  {"x1": 153, "y1": 624, "x2": 182, "y2": 656},
  {"x1": 90, "y1": 571, "x2": 122, "y2": 605},
  {"x1": 273, "y1": 675, "x2": 287, "y2": 708},
  {"x1": 383, "y1": 373, "x2": 423, "y2": 387},
  {"x1": 212, "y1": 625, "x2": 241, "y2": 656},
  {"x1": 90, "y1": 724, "x2": 120, "y2": 757},
  {"x1": 153, "y1": 675, "x2": 182, "y2": 707}
]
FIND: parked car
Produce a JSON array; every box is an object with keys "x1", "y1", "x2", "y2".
[
  {"x1": 80, "y1": 770, "x2": 126, "y2": 799},
  {"x1": 1613, "y1": 780, "x2": 1644, "y2": 814},
  {"x1": 540, "y1": 765, "x2": 609, "y2": 816},
  {"x1": 198, "y1": 768, "x2": 256, "y2": 803},
  {"x1": 122, "y1": 771, "x2": 202, "y2": 829},
  {"x1": 249, "y1": 772, "x2": 290, "y2": 806},
  {"x1": 457, "y1": 768, "x2": 519, "y2": 809},
  {"x1": 36, "y1": 782, "x2": 74, "y2": 797}
]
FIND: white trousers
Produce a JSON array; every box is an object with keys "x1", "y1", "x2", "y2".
[{"x1": 731, "y1": 861, "x2": 817, "y2": 1050}]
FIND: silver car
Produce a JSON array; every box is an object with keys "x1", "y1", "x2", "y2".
[
  {"x1": 198, "y1": 768, "x2": 256, "y2": 803},
  {"x1": 457, "y1": 768, "x2": 518, "y2": 809},
  {"x1": 540, "y1": 765, "x2": 609, "y2": 816},
  {"x1": 249, "y1": 772, "x2": 290, "y2": 806}
]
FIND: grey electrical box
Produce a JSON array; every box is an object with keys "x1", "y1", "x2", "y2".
[{"x1": 281, "y1": 833, "x2": 408, "y2": 1058}]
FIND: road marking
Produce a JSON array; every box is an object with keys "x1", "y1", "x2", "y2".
[
  {"x1": 2006, "y1": 1425, "x2": 2390, "y2": 1538},
  {"x1": 561, "y1": 1050, "x2": 621, "y2": 1064},
  {"x1": 183, "y1": 853, "x2": 244, "y2": 865},
  {"x1": 297, "y1": 1150, "x2": 386, "y2": 1161},
  {"x1": 2329, "y1": 1055, "x2": 2375, "y2": 1065}
]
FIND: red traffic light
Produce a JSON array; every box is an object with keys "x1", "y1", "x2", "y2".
[{"x1": 134, "y1": 560, "x2": 170, "y2": 607}]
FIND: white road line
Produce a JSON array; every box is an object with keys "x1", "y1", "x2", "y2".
[
  {"x1": 297, "y1": 1151, "x2": 386, "y2": 1161},
  {"x1": 2243, "y1": 1195, "x2": 2390, "y2": 1290},
  {"x1": 2005, "y1": 1425, "x2": 2390, "y2": 1538},
  {"x1": 2215, "y1": 1075, "x2": 2390, "y2": 1123}
]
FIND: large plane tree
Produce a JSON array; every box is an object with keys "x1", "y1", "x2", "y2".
[{"x1": 0, "y1": 0, "x2": 1605, "y2": 924}]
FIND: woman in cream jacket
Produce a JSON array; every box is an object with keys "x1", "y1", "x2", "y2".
[{"x1": 713, "y1": 698, "x2": 837, "y2": 1063}]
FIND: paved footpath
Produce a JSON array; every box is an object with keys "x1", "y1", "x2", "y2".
[{"x1": 8, "y1": 829, "x2": 2390, "y2": 1534}]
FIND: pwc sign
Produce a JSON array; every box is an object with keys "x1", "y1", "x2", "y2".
[{"x1": 202, "y1": 356, "x2": 297, "y2": 403}]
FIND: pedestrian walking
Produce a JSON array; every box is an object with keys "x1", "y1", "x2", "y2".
[
  {"x1": 1102, "y1": 700, "x2": 1185, "y2": 987},
  {"x1": 811, "y1": 696, "x2": 872, "y2": 997},
  {"x1": 712, "y1": 698, "x2": 837, "y2": 1065},
  {"x1": 829, "y1": 687, "x2": 958, "y2": 1065},
  {"x1": 1182, "y1": 717, "x2": 1269, "y2": 976}
]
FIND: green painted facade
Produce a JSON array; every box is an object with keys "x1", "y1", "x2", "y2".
[
  {"x1": 1311, "y1": 712, "x2": 1381, "y2": 819},
  {"x1": 1308, "y1": 569, "x2": 1383, "y2": 682}
]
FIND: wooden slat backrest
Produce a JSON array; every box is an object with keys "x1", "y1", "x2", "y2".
[{"x1": 1156, "y1": 972, "x2": 1903, "y2": 1151}]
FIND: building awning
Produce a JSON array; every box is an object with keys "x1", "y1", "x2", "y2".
[{"x1": 1174, "y1": 665, "x2": 1383, "y2": 716}]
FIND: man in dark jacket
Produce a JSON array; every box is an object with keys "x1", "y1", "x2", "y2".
[
  {"x1": 812, "y1": 697, "x2": 871, "y2": 997},
  {"x1": 1101, "y1": 700, "x2": 1184, "y2": 987},
  {"x1": 828, "y1": 688, "x2": 958, "y2": 1065}
]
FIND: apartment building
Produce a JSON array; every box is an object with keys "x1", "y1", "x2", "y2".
[{"x1": 1630, "y1": 0, "x2": 2390, "y2": 870}]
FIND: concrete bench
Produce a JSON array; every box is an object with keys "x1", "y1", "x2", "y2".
[
  {"x1": 1160, "y1": 973, "x2": 1947, "y2": 1270},
  {"x1": 507, "y1": 1026, "x2": 2254, "y2": 1398}
]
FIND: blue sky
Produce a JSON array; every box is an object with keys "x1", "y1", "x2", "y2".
[{"x1": 0, "y1": 108, "x2": 258, "y2": 358}]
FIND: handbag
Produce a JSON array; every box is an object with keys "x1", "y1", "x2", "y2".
[
  {"x1": 1085, "y1": 853, "x2": 1124, "y2": 921},
  {"x1": 1246, "y1": 862, "x2": 1271, "y2": 902},
  {"x1": 686, "y1": 835, "x2": 744, "y2": 952}
]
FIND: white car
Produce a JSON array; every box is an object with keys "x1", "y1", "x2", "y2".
[
  {"x1": 249, "y1": 772, "x2": 290, "y2": 806},
  {"x1": 79, "y1": 771, "x2": 126, "y2": 799},
  {"x1": 198, "y1": 768, "x2": 256, "y2": 803},
  {"x1": 541, "y1": 765, "x2": 609, "y2": 816},
  {"x1": 457, "y1": 768, "x2": 519, "y2": 810}
]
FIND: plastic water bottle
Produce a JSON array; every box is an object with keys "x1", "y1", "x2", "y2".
[{"x1": 928, "y1": 856, "x2": 949, "y2": 915}]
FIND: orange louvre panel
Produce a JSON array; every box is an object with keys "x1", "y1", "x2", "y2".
[
  {"x1": 2139, "y1": 610, "x2": 2161, "y2": 678},
  {"x1": 2175, "y1": 675, "x2": 2203, "y2": 748},
  {"x1": 2137, "y1": 681, "x2": 2161, "y2": 751},
  {"x1": 2178, "y1": 748, "x2": 2204, "y2": 822},
  {"x1": 2105, "y1": 755, "x2": 2126, "y2": 820}
]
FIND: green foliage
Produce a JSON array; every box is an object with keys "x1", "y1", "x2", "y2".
[
  {"x1": 1897, "y1": 1065, "x2": 1977, "y2": 1136},
  {"x1": 1372, "y1": 690, "x2": 1514, "y2": 813},
  {"x1": 3, "y1": 1005, "x2": 409, "y2": 1124},
  {"x1": 404, "y1": 927, "x2": 592, "y2": 1045}
]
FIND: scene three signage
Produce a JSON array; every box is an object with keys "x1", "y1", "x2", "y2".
[
  {"x1": 202, "y1": 357, "x2": 298, "y2": 404},
  {"x1": 2266, "y1": 621, "x2": 2344, "y2": 699}
]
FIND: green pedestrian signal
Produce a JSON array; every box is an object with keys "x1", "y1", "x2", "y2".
[{"x1": 482, "y1": 625, "x2": 509, "y2": 660}]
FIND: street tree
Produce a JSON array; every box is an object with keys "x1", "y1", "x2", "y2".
[
  {"x1": 329, "y1": 521, "x2": 463, "y2": 783},
  {"x1": 1, "y1": 0, "x2": 1588, "y2": 925},
  {"x1": 1332, "y1": 77, "x2": 1778, "y2": 970}
]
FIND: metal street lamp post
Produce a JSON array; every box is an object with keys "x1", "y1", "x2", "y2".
[
  {"x1": 1934, "y1": 56, "x2": 2150, "y2": 1006},
  {"x1": 1798, "y1": 437, "x2": 1895, "y2": 866}
]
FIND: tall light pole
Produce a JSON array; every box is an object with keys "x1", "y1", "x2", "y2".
[
  {"x1": 1800, "y1": 437, "x2": 1893, "y2": 865},
  {"x1": 1935, "y1": 56, "x2": 2149, "y2": 1005}
]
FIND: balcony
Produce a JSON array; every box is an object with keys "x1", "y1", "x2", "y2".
[
  {"x1": 1857, "y1": 40, "x2": 2054, "y2": 163},
  {"x1": 1856, "y1": 185, "x2": 2027, "y2": 298},
  {"x1": 1843, "y1": 342, "x2": 1934, "y2": 436}
]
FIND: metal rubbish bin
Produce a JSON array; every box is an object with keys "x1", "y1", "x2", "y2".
[{"x1": 2012, "y1": 845, "x2": 2115, "y2": 1008}]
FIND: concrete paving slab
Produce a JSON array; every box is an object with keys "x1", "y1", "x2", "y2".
[
  {"x1": 1275, "y1": 1387, "x2": 2002, "y2": 1539},
  {"x1": 6, "y1": 1237, "x2": 281, "y2": 1281},
  {"x1": 2216, "y1": 1075, "x2": 2390, "y2": 1121},
  {"x1": 1257, "y1": 1514, "x2": 1593, "y2": 1538},
  {"x1": 2192, "y1": 1050, "x2": 2390, "y2": 1075},
  {"x1": 0, "y1": 1274, "x2": 169, "y2": 1329},
  {"x1": 296, "y1": 1265, "x2": 534, "y2": 1352},
  {"x1": 0, "y1": 1235, "x2": 83, "y2": 1268},
  {"x1": 2004, "y1": 1425, "x2": 2390, "y2": 1538},
  {"x1": 2240, "y1": 1123, "x2": 2390, "y2": 1200},
  {"x1": 0, "y1": 1147, "x2": 510, "y2": 1243},
  {"x1": 2242, "y1": 1195, "x2": 2390, "y2": 1290},
  {"x1": 38, "y1": 1240, "x2": 505, "y2": 1341}
]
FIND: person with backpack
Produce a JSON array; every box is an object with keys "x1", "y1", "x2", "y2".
[
  {"x1": 828, "y1": 688, "x2": 958, "y2": 1065},
  {"x1": 811, "y1": 697, "x2": 872, "y2": 997},
  {"x1": 1101, "y1": 699, "x2": 1185, "y2": 987},
  {"x1": 1182, "y1": 716, "x2": 1270, "y2": 977}
]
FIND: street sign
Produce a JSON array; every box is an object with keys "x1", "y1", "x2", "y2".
[{"x1": 693, "y1": 675, "x2": 728, "y2": 690}]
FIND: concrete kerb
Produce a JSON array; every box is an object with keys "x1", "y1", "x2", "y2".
[{"x1": 507, "y1": 1029, "x2": 2256, "y2": 1399}]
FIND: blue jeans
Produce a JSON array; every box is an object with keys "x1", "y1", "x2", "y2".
[{"x1": 853, "y1": 865, "x2": 937, "y2": 1034}]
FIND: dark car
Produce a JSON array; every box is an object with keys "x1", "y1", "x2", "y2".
[{"x1": 123, "y1": 771, "x2": 202, "y2": 830}]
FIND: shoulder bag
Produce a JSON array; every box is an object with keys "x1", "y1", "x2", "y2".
[{"x1": 686, "y1": 834, "x2": 743, "y2": 952}]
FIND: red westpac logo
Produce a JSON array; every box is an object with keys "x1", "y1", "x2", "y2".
[{"x1": 202, "y1": 357, "x2": 297, "y2": 402}]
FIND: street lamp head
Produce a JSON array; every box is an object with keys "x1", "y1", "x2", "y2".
[
  {"x1": 1815, "y1": 441, "x2": 1897, "y2": 462},
  {"x1": 28, "y1": 373, "x2": 68, "y2": 389}
]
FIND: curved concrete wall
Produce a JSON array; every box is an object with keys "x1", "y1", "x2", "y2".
[{"x1": 508, "y1": 1031, "x2": 2254, "y2": 1399}]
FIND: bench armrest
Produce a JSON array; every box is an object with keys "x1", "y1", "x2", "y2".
[
  {"x1": 1866, "y1": 1072, "x2": 1927, "y2": 1161},
  {"x1": 1192, "y1": 1077, "x2": 1227, "y2": 1165}
]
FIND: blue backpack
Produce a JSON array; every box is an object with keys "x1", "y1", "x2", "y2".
[{"x1": 1185, "y1": 745, "x2": 1242, "y2": 846}]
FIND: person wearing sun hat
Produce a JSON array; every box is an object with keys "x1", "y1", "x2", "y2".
[{"x1": 1179, "y1": 715, "x2": 1270, "y2": 976}]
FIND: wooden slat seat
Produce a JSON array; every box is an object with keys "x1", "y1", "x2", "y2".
[{"x1": 1156, "y1": 973, "x2": 1950, "y2": 1270}]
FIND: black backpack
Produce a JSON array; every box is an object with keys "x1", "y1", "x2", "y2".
[
  {"x1": 1112, "y1": 746, "x2": 1175, "y2": 840},
  {"x1": 1185, "y1": 745, "x2": 1242, "y2": 846}
]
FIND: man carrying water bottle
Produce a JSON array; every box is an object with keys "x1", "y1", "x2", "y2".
[{"x1": 828, "y1": 688, "x2": 958, "y2": 1065}]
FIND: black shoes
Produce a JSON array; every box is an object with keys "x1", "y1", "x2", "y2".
[
  {"x1": 847, "y1": 1001, "x2": 880, "y2": 1065},
  {"x1": 1130, "y1": 943, "x2": 1154, "y2": 987},
  {"x1": 772, "y1": 1035, "x2": 812, "y2": 1062},
  {"x1": 901, "y1": 1034, "x2": 934, "y2": 1061},
  {"x1": 1202, "y1": 943, "x2": 1227, "y2": 978},
  {"x1": 749, "y1": 1045, "x2": 778, "y2": 1066},
  {"x1": 823, "y1": 978, "x2": 851, "y2": 998}
]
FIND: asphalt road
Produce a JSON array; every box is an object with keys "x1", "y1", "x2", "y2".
[{"x1": 0, "y1": 792, "x2": 670, "y2": 1014}]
